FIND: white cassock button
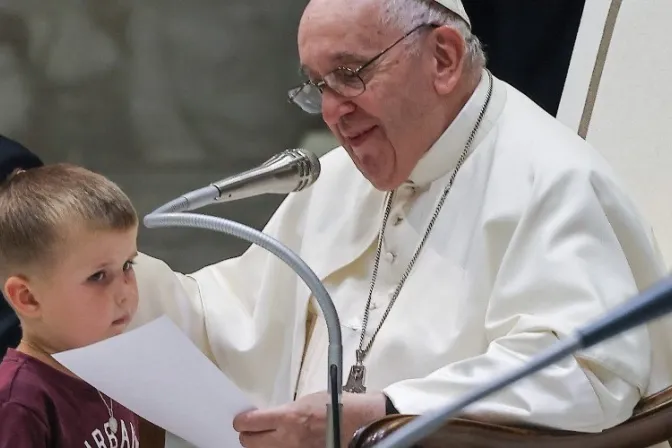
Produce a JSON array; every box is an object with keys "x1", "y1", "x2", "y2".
[
  {"x1": 393, "y1": 215, "x2": 403, "y2": 226},
  {"x1": 384, "y1": 251, "x2": 396, "y2": 263}
]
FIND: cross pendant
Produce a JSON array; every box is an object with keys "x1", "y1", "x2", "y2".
[{"x1": 343, "y1": 350, "x2": 367, "y2": 393}]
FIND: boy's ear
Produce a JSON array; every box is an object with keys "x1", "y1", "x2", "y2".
[{"x1": 4, "y1": 276, "x2": 42, "y2": 319}]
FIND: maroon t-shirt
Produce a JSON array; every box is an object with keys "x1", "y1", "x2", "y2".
[{"x1": 0, "y1": 349, "x2": 140, "y2": 447}]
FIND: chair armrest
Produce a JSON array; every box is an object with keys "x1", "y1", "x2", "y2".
[{"x1": 350, "y1": 386, "x2": 672, "y2": 448}]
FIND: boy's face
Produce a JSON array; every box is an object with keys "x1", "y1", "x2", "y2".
[{"x1": 6, "y1": 225, "x2": 140, "y2": 352}]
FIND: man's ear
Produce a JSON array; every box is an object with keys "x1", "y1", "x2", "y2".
[
  {"x1": 429, "y1": 25, "x2": 467, "y2": 95},
  {"x1": 4, "y1": 276, "x2": 42, "y2": 319}
]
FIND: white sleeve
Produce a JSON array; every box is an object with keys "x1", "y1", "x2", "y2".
[
  {"x1": 384, "y1": 169, "x2": 660, "y2": 432},
  {"x1": 127, "y1": 185, "x2": 315, "y2": 404},
  {"x1": 129, "y1": 252, "x2": 215, "y2": 359}
]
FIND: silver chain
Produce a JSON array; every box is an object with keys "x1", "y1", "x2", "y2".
[
  {"x1": 97, "y1": 389, "x2": 114, "y2": 417},
  {"x1": 97, "y1": 389, "x2": 119, "y2": 433},
  {"x1": 355, "y1": 70, "x2": 494, "y2": 363}
]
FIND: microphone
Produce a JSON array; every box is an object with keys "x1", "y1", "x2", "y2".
[
  {"x1": 176, "y1": 148, "x2": 321, "y2": 212},
  {"x1": 214, "y1": 148, "x2": 321, "y2": 202},
  {"x1": 143, "y1": 147, "x2": 343, "y2": 448},
  {"x1": 374, "y1": 275, "x2": 672, "y2": 448}
]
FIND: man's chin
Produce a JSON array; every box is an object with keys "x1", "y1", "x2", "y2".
[
  {"x1": 357, "y1": 166, "x2": 399, "y2": 192},
  {"x1": 369, "y1": 178, "x2": 400, "y2": 192},
  {"x1": 342, "y1": 146, "x2": 399, "y2": 191}
]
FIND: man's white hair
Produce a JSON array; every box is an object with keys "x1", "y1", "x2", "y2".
[{"x1": 380, "y1": 0, "x2": 486, "y2": 72}]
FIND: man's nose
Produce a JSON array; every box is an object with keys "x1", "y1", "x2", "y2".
[{"x1": 321, "y1": 89, "x2": 355, "y2": 126}]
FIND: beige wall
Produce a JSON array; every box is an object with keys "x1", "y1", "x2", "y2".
[{"x1": 558, "y1": 0, "x2": 672, "y2": 268}]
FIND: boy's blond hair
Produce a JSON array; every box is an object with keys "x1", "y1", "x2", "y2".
[{"x1": 0, "y1": 163, "x2": 138, "y2": 280}]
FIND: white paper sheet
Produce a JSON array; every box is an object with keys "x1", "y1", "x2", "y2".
[{"x1": 53, "y1": 316, "x2": 254, "y2": 448}]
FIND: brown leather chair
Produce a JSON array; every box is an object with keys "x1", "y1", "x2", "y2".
[{"x1": 350, "y1": 386, "x2": 672, "y2": 448}]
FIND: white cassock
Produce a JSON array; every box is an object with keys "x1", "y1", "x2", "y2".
[{"x1": 129, "y1": 70, "x2": 672, "y2": 440}]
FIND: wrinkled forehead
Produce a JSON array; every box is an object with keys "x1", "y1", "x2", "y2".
[{"x1": 297, "y1": 1, "x2": 389, "y2": 76}]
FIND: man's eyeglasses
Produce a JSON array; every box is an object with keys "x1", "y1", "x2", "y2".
[{"x1": 288, "y1": 23, "x2": 440, "y2": 115}]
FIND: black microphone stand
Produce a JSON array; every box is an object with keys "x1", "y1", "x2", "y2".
[{"x1": 144, "y1": 188, "x2": 343, "y2": 448}]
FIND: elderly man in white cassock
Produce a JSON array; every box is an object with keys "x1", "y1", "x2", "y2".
[{"x1": 129, "y1": 0, "x2": 672, "y2": 446}]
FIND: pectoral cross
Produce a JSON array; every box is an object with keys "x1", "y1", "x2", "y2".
[{"x1": 343, "y1": 349, "x2": 367, "y2": 393}]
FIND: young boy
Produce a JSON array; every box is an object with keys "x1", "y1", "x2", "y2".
[{"x1": 0, "y1": 163, "x2": 141, "y2": 447}]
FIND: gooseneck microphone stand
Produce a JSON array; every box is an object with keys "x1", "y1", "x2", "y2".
[{"x1": 143, "y1": 183, "x2": 343, "y2": 448}]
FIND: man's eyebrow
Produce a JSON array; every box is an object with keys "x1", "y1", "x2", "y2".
[
  {"x1": 331, "y1": 51, "x2": 369, "y2": 65},
  {"x1": 298, "y1": 52, "x2": 370, "y2": 77}
]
